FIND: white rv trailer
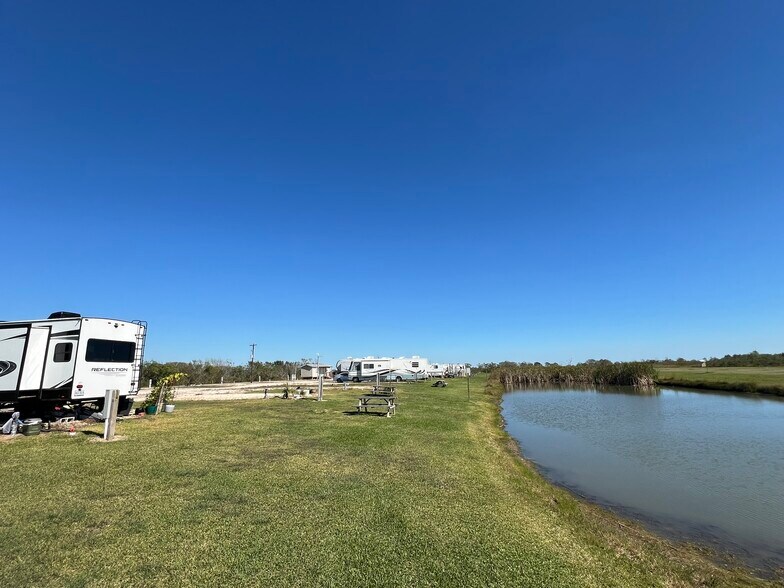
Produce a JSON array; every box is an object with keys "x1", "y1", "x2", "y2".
[
  {"x1": 387, "y1": 356, "x2": 430, "y2": 381},
  {"x1": 445, "y1": 363, "x2": 471, "y2": 377},
  {"x1": 0, "y1": 312, "x2": 146, "y2": 414},
  {"x1": 427, "y1": 363, "x2": 446, "y2": 378}
]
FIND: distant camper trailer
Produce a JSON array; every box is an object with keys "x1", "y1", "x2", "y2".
[
  {"x1": 427, "y1": 363, "x2": 446, "y2": 378},
  {"x1": 387, "y1": 357, "x2": 430, "y2": 381},
  {"x1": 0, "y1": 313, "x2": 146, "y2": 415},
  {"x1": 334, "y1": 357, "x2": 361, "y2": 382},
  {"x1": 445, "y1": 363, "x2": 471, "y2": 377}
]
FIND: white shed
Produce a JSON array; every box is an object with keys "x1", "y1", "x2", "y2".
[{"x1": 299, "y1": 364, "x2": 331, "y2": 379}]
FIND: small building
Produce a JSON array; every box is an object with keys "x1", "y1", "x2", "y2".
[{"x1": 299, "y1": 363, "x2": 331, "y2": 379}]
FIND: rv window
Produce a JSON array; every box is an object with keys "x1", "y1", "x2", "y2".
[
  {"x1": 364, "y1": 363, "x2": 373, "y2": 369},
  {"x1": 86, "y1": 339, "x2": 136, "y2": 363},
  {"x1": 53, "y1": 342, "x2": 73, "y2": 363},
  {"x1": 412, "y1": 362, "x2": 419, "y2": 368}
]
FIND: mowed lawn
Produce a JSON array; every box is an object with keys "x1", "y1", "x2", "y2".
[
  {"x1": 657, "y1": 367, "x2": 784, "y2": 390},
  {"x1": 0, "y1": 377, "x2": 771, "y2": 587}
]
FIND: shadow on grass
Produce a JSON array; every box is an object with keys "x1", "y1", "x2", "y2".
[{"x1": 342, "y1": 411, "x2": 392, "y2": 418}]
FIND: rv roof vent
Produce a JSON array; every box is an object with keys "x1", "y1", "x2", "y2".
[{"x1": 48, "y1": 311, "x2": 82, "y2": 319}]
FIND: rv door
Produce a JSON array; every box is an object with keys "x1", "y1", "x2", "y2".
[{"x1": 19, "y1": 325, "x2": 51, "y2": 394}]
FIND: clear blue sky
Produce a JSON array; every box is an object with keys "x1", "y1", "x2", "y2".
[{"x1": 2, "y1": 1, "x2": 783, "y2": 365}]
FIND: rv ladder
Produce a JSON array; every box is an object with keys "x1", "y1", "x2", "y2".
[{"x1": 130, "y1": 320, "x2": 148, "y2": 394}]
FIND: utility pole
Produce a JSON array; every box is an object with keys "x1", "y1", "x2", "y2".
[{"x1": 249, "y1": 343, "x2": 256, "y2": 383}]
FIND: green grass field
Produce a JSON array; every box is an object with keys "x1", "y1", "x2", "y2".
[
  {"x1": 0, "y1": 377, "x2": 773, "y2": 587},
  {"x1": 657, "y1": 367, "x2": 784, "y2": 395}
]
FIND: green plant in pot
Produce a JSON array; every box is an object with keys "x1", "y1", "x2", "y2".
[{"x1": 142, "y1": 373, "x2": 186, "y2": 415}]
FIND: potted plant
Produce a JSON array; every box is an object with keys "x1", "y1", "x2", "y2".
[{"x1": 142, "y1": 373, "x2": 185, "y2": 415}]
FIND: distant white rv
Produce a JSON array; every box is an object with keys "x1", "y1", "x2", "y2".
[
  {"x1": 427, "y1": 363, "x2": 447, "y2": 378},
  {"x1": 0, "y1": 312, "x2": 146, "y2": 415},
  {"x1": 446, "y1": 363, "x2": 471, "y2": 377},
  {"x1": 388, "y1": 356, "x2": 429, "y2": 381},
  {"x1": 335, "y1": 356, "x2": 429, "y2": 382},
  {"x1": 334, "y1": 357, "x2": 361, "y2": 381}
]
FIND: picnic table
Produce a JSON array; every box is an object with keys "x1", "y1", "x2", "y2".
[{"x1": 357, "y1": 386, "x2": 397, "y2": 417}]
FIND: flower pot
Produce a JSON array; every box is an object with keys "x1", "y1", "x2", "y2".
[
  {"x1": 145, "y1": 405, "x2": 158, "y2": 415},
  {"x1": 164, "y1": 404, "x2": 175, "y2": 413}
]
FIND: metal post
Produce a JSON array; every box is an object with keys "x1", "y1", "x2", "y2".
[
  {"x1": 103, "y1": 389, "x2": 120, "y2": 441},
  {"x1": 249, "y1": 343, "x2": 256, "y2": 383},
  {"x1": 318, "y1": 376, "x2": 323, "y2": 401},
  {"x1": 467, "y1": 372, "x2": 470, "y2": 402}
]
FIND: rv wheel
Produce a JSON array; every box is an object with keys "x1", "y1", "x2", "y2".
[
  {"x1": 353, "y1": 377, "x2": 360, "y2": 383},
  {"x1": 395, "y1": 376, "x2": 402, "y2": 382}
]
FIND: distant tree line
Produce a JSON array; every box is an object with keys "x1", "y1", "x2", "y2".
[
  {"x1": 474, "y1": 352, "x2": 784, "y2": 372},
  {"x1": 703, "y1": 351, "x2": 784, "y2": 367},
  {"x1": 140, "y1": 359, "x2": 303, "y2": 387},
  {"x1": 643, "y1": 351, "x2": 784, "y2": 368}
]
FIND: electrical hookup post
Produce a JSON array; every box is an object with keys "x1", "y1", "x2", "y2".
[{"x1": 103, "y1": 389, "x2": 120, "y2": 441}]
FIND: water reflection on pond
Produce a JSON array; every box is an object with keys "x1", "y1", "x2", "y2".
[{"x1": 501, "y1": 386, "x2": 784, "y2": 570}]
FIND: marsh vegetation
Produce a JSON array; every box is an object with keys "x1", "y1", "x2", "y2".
[{"x1": 495, "y1": 361, "x2": 657, "y2": 389}]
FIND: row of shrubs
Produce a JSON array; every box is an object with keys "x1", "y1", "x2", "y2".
[{"x1": 495, "y1": 361, "x2": 657, "y2": 389}]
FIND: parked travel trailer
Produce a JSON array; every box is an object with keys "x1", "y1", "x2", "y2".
[
  {"x1": 445, "y1": 363, "x2": 471, "y2": 377},
  {"x1": 0, "y1": 312, "x2": 146, "y2": 415},
  {"x1": 427, "y1": 363, "x2": 447, "y2": 378},
  {"x1": 387, "y1": 356, "x2": 430, "y2": 381}
]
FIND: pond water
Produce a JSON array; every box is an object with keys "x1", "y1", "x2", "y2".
[{"x1": 501, "y1": 386, "x2": 784, "y2": 570}]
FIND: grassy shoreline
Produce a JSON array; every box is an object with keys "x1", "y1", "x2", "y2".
[
  {"x1": 0, "y1": 376, "x2": 776, "y2": 586},
  {"x1": 656, "y1": 367, "x2": 784, "y2": 397}
]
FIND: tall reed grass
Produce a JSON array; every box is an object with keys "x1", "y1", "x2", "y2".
[{"x1": 495, "y1": 361, "x2": 656, "y2": 389}]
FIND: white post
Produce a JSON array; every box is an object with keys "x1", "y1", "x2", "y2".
[
  {"x1": 148, "y1": 379, "x2": 152, "y2": 388},
  {"x1": 221, "y1": 376, "x2": 224, "y2": 385},
  {"x1": 103, "y1": 389, "x2": 120, "y2": 441},
  {"x1": 318, "y1": 376, "x2": 323, "y2": 401}
]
